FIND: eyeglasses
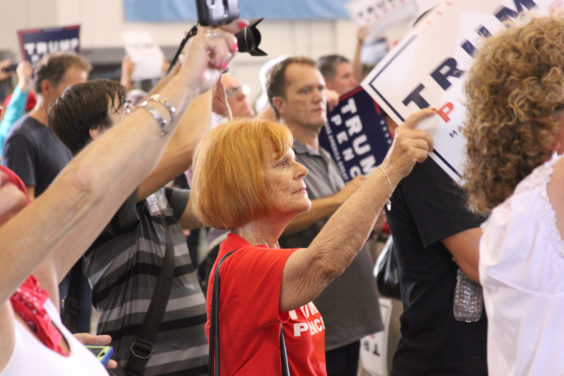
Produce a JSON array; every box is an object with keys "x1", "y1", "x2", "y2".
[{"x1": 121, "y1": 100, "x2": 134, "y2": 115}]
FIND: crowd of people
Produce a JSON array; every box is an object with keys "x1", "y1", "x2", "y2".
[{"x1": 0, "y1": 10, "x2": 563, "y2": 376}]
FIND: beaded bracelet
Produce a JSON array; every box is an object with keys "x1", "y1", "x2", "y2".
[
  {"x1": 138, "y1": 102, "x2": 169, "y2": 135},
  {"x1": 147, "y1": 94, "x2": 176, "y2": 122}
]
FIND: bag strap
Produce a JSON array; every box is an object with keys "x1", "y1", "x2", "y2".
[
  {"x1": 280, "y1": 324, "x2": 290, "y2": 376},
  {"x1": 123, "y1": 212, "x2": 176, "y2": 376},
  {"x1": 209, "y1": 249, "x2": 290, "y2": 376}
]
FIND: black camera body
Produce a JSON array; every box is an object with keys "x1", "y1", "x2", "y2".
[{"x1": 196, "y1": 0, "x2": 240, "y2": 26}]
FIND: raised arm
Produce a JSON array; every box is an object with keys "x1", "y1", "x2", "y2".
[
  {"x1": 136, "y1": 89, "x2": 212, "y2": 201},
  {"x1": 352, "y1": 26, "x2": 368, "y2": 82},
  {"x1": 279, "y1": 109, "x2": 434, "y2": 311},
  {"x1": 0, "y1": 25, "x2": 241, "y2": 306}
]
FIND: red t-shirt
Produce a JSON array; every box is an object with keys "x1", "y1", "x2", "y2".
[{"x1": 206, "y1": 233, "x2": 326, "y2": 375}]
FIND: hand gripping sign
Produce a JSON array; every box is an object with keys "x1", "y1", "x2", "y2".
[
  {"x1": 361, "y1": 0, "x2": 560, "y2": 183},
  {"x1": 319, "y1": 87, "x2": 393, "y2": 182}
]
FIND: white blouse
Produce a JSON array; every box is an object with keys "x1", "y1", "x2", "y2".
[
  {"x1": 1, "y1": 299, "x2": 108, "y2": 375},
  {"x1": 480, "y1": 154, "x2": 564, "y2": 375}
]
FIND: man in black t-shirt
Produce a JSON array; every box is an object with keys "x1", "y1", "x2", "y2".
[
  {"x1": 386, "y1": 158, "x2": 487, "y2": 375},
  {"x1": 3, "y1": 53, "x2": 91, "y2": 200}
]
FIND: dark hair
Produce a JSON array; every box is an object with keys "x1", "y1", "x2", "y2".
[
  {"x1": 317, "y1": 54, "x2": 350, "y2": 81},
  {"x1": 266, "y1": 56, "x2": 317, "y2": 118},
  {"x1": 50, "y1": 79, "x2": 126, "y2": 155},
  {"x1": 34, "y1": 52, "x2": 92, "y2": 94}
]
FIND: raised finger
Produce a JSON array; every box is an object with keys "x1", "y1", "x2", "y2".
[{"x1": 401, "y1": 108, "x2": 435, "y2": 130}]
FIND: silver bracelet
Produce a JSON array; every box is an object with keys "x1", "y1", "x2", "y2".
[
  {"x1": 146, "y1": 94, "x2": 176, "y2": 122},
  {"x1": 138, "y1": 102, "x2": 169, "y2": 135},
  {"x1": 378, "y1": 165, "x2": 393, "y2": 211}
]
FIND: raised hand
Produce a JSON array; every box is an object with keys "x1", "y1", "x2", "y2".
[
  {"x1": 179, "y1": 20, "x2": 247, "y2": 96},
  {"x1": 381, "y1": 109, "x2": 435, "y2": 181}
]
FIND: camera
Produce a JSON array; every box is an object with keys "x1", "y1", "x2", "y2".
[
  {"x1": 195, "y1": 1, "x2": 266, "y2": 56},
  {"x1": 196, "y1": 0, "x2": 240, "y2": 27}
]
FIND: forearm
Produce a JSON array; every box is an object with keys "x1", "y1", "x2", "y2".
[
  {"x1": 137, "y1": 90, "x2": 212, "y2": 201},
  {"x1": 282, "y1": 164, "x2": 399, "y2": 311},
  {"x1": 443, "y1": 227, "x2": 482, "y2": 283},
  {"x1": 0, "y1": 68, "x2": 197, "y2": 303},
  {"x1": 283, "y1": 195, "x2": 341, "y2": 234},
  {"x1": 280, "y1": 109, "x2": 434, "y2": 311},
  {"x1": 0, "y1": 26, "x2": 238, "y2": 307},
  {"x1": 352, "y1": 42, "x2": 363, "y2": 82},
  {"x1": 308, "y1": 163, "x2": 400, "y2": 278}
]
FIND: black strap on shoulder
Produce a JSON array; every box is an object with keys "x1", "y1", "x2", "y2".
[
  {"x1": 209, "y1": 249, "x2": 290, "y2": 376},
  {"x1": 123, "y1": 213, "x2": 176, "y2": 376},
  {"x1": 280, "y1": 324, "x2": 289, "y2": 375},
  {"x1": 209, "y1": 249, "x2": 237, "y2": 376}
]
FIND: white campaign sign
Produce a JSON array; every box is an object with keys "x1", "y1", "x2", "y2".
[
  {"x1": 121, "y1": 30, "x2": 164, "y2": 81},
  {"x1": 347, "y1": 0, "x2": 419, "y2": 41},
  {"x1": 361, "y1": 0, "x2": 559, "y2": 183}
]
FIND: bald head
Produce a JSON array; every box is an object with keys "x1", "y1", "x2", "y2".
[{"x1": 220, "y1": 74, "x2": 255, "y2": 118}]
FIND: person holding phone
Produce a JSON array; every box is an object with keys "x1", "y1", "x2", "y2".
[{"x1": 0, "y1": 23, "x2": 239, "y2": 375}]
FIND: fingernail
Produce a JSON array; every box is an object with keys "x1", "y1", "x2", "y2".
[
  {"x1": 232, "y1": 40, "x2": 238, "y2": 52},
  {"x1": 223, "y1": 61, "x2": 229, "y2": 70},
  {"x1": 238, "y1": 21, "x2": 248, "y2": 29},
  {"x1": 430, "y1": 107, "x2": 437, "y2": 112}
]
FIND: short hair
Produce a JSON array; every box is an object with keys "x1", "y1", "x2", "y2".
[
  {"x1": 191, "y1": 118, "x2": 294, "y2": 229},
  {"x1": 50, "y1": 79, "x2": 126, "y2": 155},
  {"x1": 266, "y1": 56, "x2": 317, "y2": 118},
  {"x1": 34, "y1": 52, "x2": 92, "y2": 94},
  {"x1": 317, "y1": 54, "x2": 350, "y2": 81},
  {"x1": 463, "y1": 15, "x2": 564, "y2": 213}
]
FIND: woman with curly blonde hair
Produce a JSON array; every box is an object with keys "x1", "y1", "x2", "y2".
[{"x1": 463, "y1": 16, "x2": 564, "y2": 375}]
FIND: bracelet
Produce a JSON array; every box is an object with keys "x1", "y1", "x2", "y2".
[
  {"x1": 146, "y1": 94, "x2": 176, "y2": 122},
  {"x1": 378, "y1": 165, "x2": 393, "y2": 211},
  {"x1": 138, "y1": 102, "x2": 169, "y2": 135}
]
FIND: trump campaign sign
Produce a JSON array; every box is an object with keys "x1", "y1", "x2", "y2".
[
  {"x1": 361, "y1": 0, "x2": 561, "y2": 183},
  {"x1": 319, "y1": 87, "x2": 392, "y2": 182},
  {"x1": 18, "y1": 25, "x2": 80, "y2": 65}
]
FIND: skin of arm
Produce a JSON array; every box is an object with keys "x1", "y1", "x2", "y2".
[
  {"x1": 549, "y1": 157, "x2": 564, "y2": 244},
  {"x1": 120, "y1": 55, "x2": 135, "y2": 92},
  {"x1": 25, "y1": 186, "x2": 35, "y2": 202},
  {"x1": 352, "y1": 26, "x2": 368, "y2": 82},
  {"x1": 442, "y1": 228, "x2": 482, "y2": 283},
  {"x1": 0, "y1": 25, "x2": 240, "y2": 307},
  {"x1": 136, "y1": 89, "x2": 212, "y2": 202},
  {"x1": 0, "y1": 24, "x2": 241, "y2": 372},
  {"x1": 279, "y1": 109, "x2": 435, "y2": 311}
]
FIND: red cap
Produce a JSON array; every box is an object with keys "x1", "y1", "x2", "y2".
[{"x1": 3, "y1": 91, "x2": 37, "y2": 112}]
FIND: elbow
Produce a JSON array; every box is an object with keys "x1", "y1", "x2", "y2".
[
  {"x1": 315, "y1": 255, "x2": 346, "y2": 287},
  {"x1": 459, "y1": 262, "x2": 480, "y2": 284},
  {"x1": 57, "y1": 165, "x2": 103, "y2": 213}
]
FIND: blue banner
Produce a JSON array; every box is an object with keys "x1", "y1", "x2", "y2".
[
  {"x1": 18, "y1": 25, "x2": 81, "y2": 65},
  {"x1": 124, "y1": 0, "x2": 348, "y2": 22},
  {"x1": 319, "y1": 87, "x2": 392, "y2": 182}
]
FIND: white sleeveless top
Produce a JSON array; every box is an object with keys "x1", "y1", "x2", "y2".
[
  {"x1": 480, "y1": 154, "x2": 564, "y2": 375},
  {"x1": 1, "y1": 299, "x2": 108, "y2": 375}
]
